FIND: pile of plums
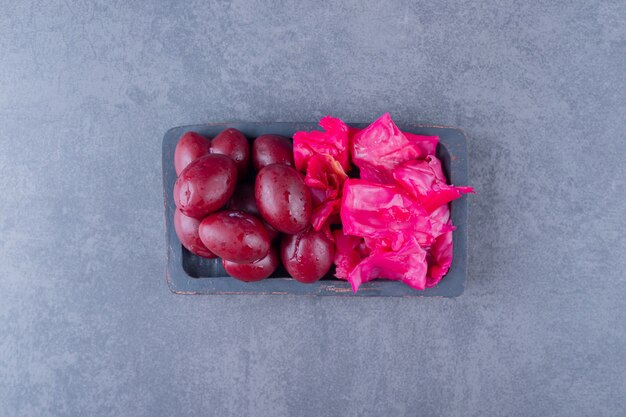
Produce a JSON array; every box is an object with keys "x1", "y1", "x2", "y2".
[{"x1": 173, "y1": 129, "x2": 334, "y2": 283}]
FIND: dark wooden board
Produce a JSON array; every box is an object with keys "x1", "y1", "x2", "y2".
[{"x1": 163, "y1": 122, "x2": 470, "y2": 297}]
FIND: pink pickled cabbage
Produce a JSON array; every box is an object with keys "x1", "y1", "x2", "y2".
[
  {"x1": 404, "y1": 131, "x2": 439, "y2": 156},
  {"x1": 340, "y1": 179, "x2": 453, "y2": 250},
  {"x1": 294, "y1": 116, "x2": 350, "y2": 172},
  {"x1": 426, "y1": 230, "x2": 453, "y2": 288},
  {"x1": 311, "y1": 199, "x2": 342, "y2": 231},
  {"x1": 428, "y1": 204, "x2": 451, "y2": 231},
  {"x1": 332, "y1": 229, "x2": 370, "y2": 280},
  {"x1": 424, "y1": 204, "x2": 453, "y2": 287},
  {"x1": 350, "y1": 113, "x2": 439, "y2": 183},
  {"x1": 305, "y1": 154, "x2": 348, "y2": 200},
  {"x1": 309, "y1": 187, "x2": 326, "y2": 207},
  {"x1": 347, "y1": 239, "x2": 428, "y2": 291},
  {"x1": 292, "y1": 113, "x2": 474, "y2": 292},
  {"x1": 393, "y1": 156, "x2": 475, "y2": 212},
  {"x1": 305, "y1": 154, "x2": 348, "y2": 230}
]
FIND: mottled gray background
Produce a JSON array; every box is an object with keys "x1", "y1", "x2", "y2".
[{"x1": 1, "y1": 0, "x2": 625, "y2": 416}]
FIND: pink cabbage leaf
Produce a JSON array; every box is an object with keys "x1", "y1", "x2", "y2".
[
  {"x1": 305, "y1": 154, "x2": 348, "y2": 230},
  {"x1": 404, "y1": 131, "x2": 439, "y2": 156},
  {"x1": 340, "y1": 179, "x2": 453, "y2": 250},
  {"x1": 293, "y1": 116, "x2": 350, "y2": 172},
  {"x1": 350, "y1": 113, "x2": 439, "y2": 183},
  {"x1": 347, "y1": 239, "x2": 429, "y2": 292},
  {"x1": 311, "y1": 199, "x2": 342, "y2": 231},
  {"x1": 304, "y1": 154, "x2": 348, "y2": 200},
  {"x1": 392, "y1": 156, "x2": 475, "y2": 212},
  {"x1": 332, "y1": 229, "x2": 370, "y2": 280},
  {"x1": 426, "y1": 230, "x2": 453, "y2": 288}
]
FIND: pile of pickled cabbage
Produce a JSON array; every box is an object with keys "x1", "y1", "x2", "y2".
[{"x1": 294, "y1": 113, "x2": 474, "y2": 291}]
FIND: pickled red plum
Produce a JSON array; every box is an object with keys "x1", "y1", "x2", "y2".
[
  {"x1": 222, "y1": 247, "x2": 279, "y2": 282},
  {"x1": 173, "y1": 154, "x2": 237, "y2": 219},
  {"x1": 174, "y1": 208, "x2": 216, "y2": 258},
  {"x1": 255, "y1": 164, "x2": 312, "y2": 234},
  {"x1": 199, "y1": 210, "x2": 270, "y2": 263},
  {"x1": 252, "y1": 134, "x2": 294, "y2": 170},
  {"x1": 174, "y1": 132, "x2": 211, "y2": 176},
  {"x1": 211, "y1": 128, "x2": 250, "y2": 178},
  {"x1": 280, "y1": 227, "x2": 334, "y2": 283}
]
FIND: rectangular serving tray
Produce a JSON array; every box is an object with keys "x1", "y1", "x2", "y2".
[{"x1": 163, "y1": 122, "x2": 469, "y2": 297}]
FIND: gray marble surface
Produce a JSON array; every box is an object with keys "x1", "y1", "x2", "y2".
[{"x1": 1, "y1": 1, "x2": 625, "y2": 416}]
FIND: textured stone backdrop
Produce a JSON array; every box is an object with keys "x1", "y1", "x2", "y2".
[{"x1": 0, "y1": 1, "x2": 624, "y2": 416}]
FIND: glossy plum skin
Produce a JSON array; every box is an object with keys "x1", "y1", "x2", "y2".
[
  {"x1": 211, "y1": 128, "x2": 250, "y2": 178},
  {"x1": 228, "y1": 183, "x2": 280, "y2": 242},
  {"x1": 252, "y1": 134, "x2": 294, "y2": 171},
  {"x1": 173, "y1": 208, "x2": 216, "y2": 258},
  {"x1": 174, "y1": 131, "x2": 211, "y2": 176},
  {"x1": 222, "y1": 247, "x2": 279, "y2": 282},
  {"x1": 173, "y1": 154, "x2": 237, "y2": 219},
  {"x1": 255, "y1": 164, "x2": 312, "y2": 234},
  {"x1": 199, "y1": 210, "x2": 270, "y2": 263},
  {"x1": 280, "y1": 227, "x2": 335, "y2": 283}
]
